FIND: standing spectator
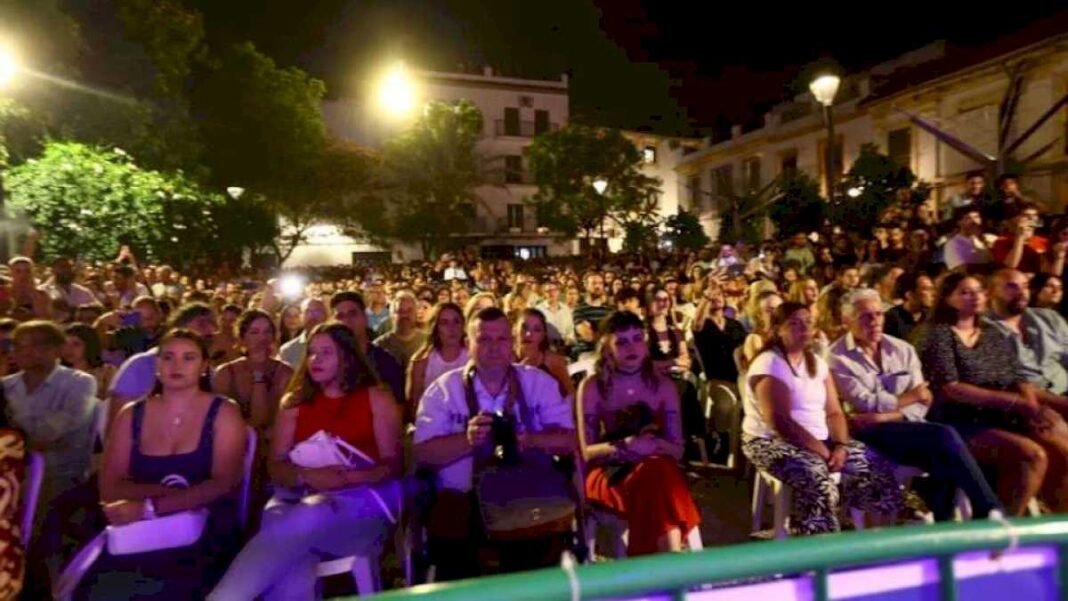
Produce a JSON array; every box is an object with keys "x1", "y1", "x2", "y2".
[
  {"x1": 7, "y1": 257, "x2": 51, "y2": 320},
  {"x1": 43, "y1": 257, "x2": 96, "y2": 309},
  {"x1": 149, "y1": 265, "x2": 184, "y2": 300},
  {"x1": 943, "y1": 206, "x2": 992, "y2": 271},
  {"x1": 111, "y1": 264, "x2": 150, "y2": 309},
  {"x1": 991, "y1": 203, "x2": 1048, "y2": 274},
  {"x1": 692, "y1": 284, "x2": 746, "y2": 384},
  {"x1": 941, "y1": 170, "x2": 987, "y2": 222}
]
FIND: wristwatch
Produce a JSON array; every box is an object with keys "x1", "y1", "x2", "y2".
[{"x1": 143, "y1": 497, "x2": 157, "y2": 520}]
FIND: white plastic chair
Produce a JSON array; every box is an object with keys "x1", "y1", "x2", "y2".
[
  {"x1": 585, "y1": 506, "x2": 703, "y2": 559},
  {"x1": 751, "y1": 470, "x2": 865, "y2": 538},
  {"x1": 955, "y1": 490, "x2": 1040, "y2": 520},
  {"x1": 53, "y1": 427, "x2": 259, "y2": 600},
  {"x1": 21, "y1": 452, "x2": 44, "y2": 547},
  {"x1": 315, "y1": 480, "x2": 404, "y2": 596}
]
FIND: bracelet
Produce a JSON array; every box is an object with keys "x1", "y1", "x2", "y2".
[{"x1": 829, "y1": 440, "x2": 848, "y2": 451}]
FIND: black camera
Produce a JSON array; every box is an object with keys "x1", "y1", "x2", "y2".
[{"x1": 488, "y1": 411, "x2": 521, "y2": 466}]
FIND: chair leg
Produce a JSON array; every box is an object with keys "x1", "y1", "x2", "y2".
[
  {"x1": 955, "y1": 490, "x2": 972, "y2": 521},
  {"x1": 585, "y1": 516, "x2": 597, "y2": 560},
  {"x1": 352, "y1": 554, "x2": 381, "y2": 595},
  {"x1": 772, "y1": 479, "x2": 790, "y2": 539},
  {"x1": 751, "y1": 474, "x2": 768, "y2": 533},
  {"x1": 686, "y1": 527, "x2": 703, "y2": 551},
  {"x1": 849, "y1": 507, "x2": 866, "y2": 531},
  {"x1": 611, "y1": 517, "x2": 628, "y2": 559}
]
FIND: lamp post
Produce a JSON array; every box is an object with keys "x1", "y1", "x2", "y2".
[
  {"x1": 809, "y1": 74, "x2": 841, "y2": 203},
  {"x1": 0, "y1": 43, "x2": 21, "y2": 262},
  {"x1": 593, "y1": 177, "x2": 608, "y2": 258}
]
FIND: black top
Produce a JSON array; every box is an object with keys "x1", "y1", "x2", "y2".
[
  {"x1": 693, "y1": 316, "x2": 747, "y2": 383},
  {"x1": 884, "y1": 305, "x2": 924, "y2": 342},
  {"x1": 920, "y1": 322, "x2": 1021, "y2": 393}
]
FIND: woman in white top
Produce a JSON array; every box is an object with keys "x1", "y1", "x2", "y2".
[
  {"x1": 406, "y1": 303, "x2": 469, "y2": 422},
  {"x1": 741, "y1": 301, "x2": 902, "y2": 534}
]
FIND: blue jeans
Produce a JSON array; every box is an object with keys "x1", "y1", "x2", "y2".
[
  {"x1": 854, "y1": 421, "x2": 1002, "y2": 521},
  {"x1": 208, "y1": 486, "x2": 394, "y2": 601}
]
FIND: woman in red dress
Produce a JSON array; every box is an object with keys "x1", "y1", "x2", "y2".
[{"x1": 577, "y1": 311, "x2": 701, "y2": 556}]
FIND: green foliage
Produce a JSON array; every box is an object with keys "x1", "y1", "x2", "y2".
[
  {"x1": 353, "y1": 100, "x2": 484, "y2": 259},
  {"x1": 829, "y1": 143, "x2": 916, "y2": 232},
  {"x1": 716, "y1": 176, "x2": 778, "y2": 245},
  {"x1": 526, "y1": 125, "x2": 660, "y2": 241},
  {"x1": 768, "y1": 171, "x2": 825, "y2": 237},
  {"x1": 5, "y1": 141, "x2": 274, "y2": 267},
  {"x1": 621, "y1": 221, "x2": 659, "y2": 254},
  {"x1": 662, "y1": 209, "x2": 710, "y2": 251}
]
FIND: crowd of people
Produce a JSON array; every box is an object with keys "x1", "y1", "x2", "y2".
[{"x1": 0, "y1": 170, "x2": 1065, "y2": 598}]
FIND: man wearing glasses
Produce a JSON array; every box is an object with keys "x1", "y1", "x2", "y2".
[{"x1": 828, "y1": 288, "x2": 1001, "y2": 521}]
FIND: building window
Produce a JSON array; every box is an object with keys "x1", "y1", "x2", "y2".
[
  {"x1": 712, "y1": 164, "x2": 734, "y2": 200},
  {"x1": 687, "y1": 175, "x2": 701, "y2": 206},
  {"x1": 742, "y1": 157, "x2": 761, "y2": 192},
  {"x1": 534, "y1": 110, "x2": 550, "y2": 135},
  {"x1": 507, "y1": 204, "x2": 525, "y2": 229},
  {"x1": 505, "y1": 155, "x2": 523, "y2": 183},
  {"x1": 504, "y1": 107, "x2": 520, "y2": 136},
  {"x1": 780, "y1": 149, "x2": 798, "y2": 176},
  {"x1": 643, "y1": 146, "x2": 657, "y2": 164},
  {"x1": 888, "y1": 127, "x2": 911, "y2": 170}
]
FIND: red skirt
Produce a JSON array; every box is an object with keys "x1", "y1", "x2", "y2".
[{"x1": 586, "y1": 455, "x2": 701, "y2": 556}]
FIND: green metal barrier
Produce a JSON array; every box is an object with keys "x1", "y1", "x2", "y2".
[{"x1": 359, "y1": 516, "x2": 1068, "y2": 601}]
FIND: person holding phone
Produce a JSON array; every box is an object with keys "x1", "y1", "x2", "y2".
[
  {"x1": 829, "y1": 289, "x2": 1001, "y2": 521},
  {"x1": 742, "y1": 302, "x2": 902, "y2": 534},
  {"x1": 992, "y1": 202, "x2": 1048, "y2": 275}
]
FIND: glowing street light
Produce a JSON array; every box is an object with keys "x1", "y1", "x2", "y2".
[
  {"x1": 226, "y1": 186, "x2": 245, "y2": 200},
  {"x1": 377, "y1": 63, "x2": 418, "y2": 118},
  {"x1": 809, "y1": 74, "x2": 841, "y2": 107},
  {"x1": 592, "y1": 178, "x2": 608, "y2": 196},
  {"x1": 0, "y1": 44, "x2": 19, "y2": 88}
]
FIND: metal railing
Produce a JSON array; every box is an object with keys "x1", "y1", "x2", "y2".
[{"x1": 358, "y1": 516, "x2": 1068, "y2": 601}]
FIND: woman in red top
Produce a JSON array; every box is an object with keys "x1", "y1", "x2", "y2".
[
  {"x1": 578, "y1": 311, "x2": 701, "y2": 556},
  {"x1": 210, "y1": 322, "x2": 402, "y2": 601}
]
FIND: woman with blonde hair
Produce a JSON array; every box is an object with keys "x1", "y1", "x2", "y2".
[{"x1": 739, "y1": 280, "x2": 779, "y2": 333}]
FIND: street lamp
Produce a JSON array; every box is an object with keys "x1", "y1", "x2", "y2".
[
  {"x1": 0, "y1": 42, "x2": 21, "y2": 263},
  {"x1": 0, "y1": 47, "x2": 17, "y2": 89},
  {"x1": 376, "y1": 63, "x2": 418, "y2": 119},
  {"x1": 226, "y1": 186, "x2": 245, "y2": 200},
  {"x1": 810, "y1": 73, "x2": 841, "y2": 203},
  {"x1": 592, "y1": 178, "x2": 608, "y2": 258}
]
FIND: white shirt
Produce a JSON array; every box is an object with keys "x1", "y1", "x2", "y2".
[
  {"x1": 44, "y1": 282, "x2": 97, "y2": 307},
  {"x1": 423, "y1": 349, "x2": 470, "y2": 391},
  {"x1": 443, "y1": 267, "x2": 468, "y2": 281},
  {"x1": 535, "y1": 301, "x2": 574, "y2": 343},
  {"x1": 4, "y1": 365, "x2": 97, "y2": 490},
  {"x1": 118, "y1": 283, "x2": 152, "y2": 307},
  {"x1": 744, "y1": 351, "x2": 830, "y2": 440},
  {"x1": 413, "y1": 364, "x2": 574, "y2": 492},
  {"x1": 943, "y1": 234, "x2": 992, "y2": 270},
  {"x1": 278, "y1": 332, "x2": 308, "y2": 368}
]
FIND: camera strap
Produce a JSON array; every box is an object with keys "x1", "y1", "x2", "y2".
[{"x1": 461, "y1": 363, "x2": 534, "y2": 431}]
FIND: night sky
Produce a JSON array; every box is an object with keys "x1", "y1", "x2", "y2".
[{"x1": 187, "y1": 0, "x2": 1066, "y2": 136}]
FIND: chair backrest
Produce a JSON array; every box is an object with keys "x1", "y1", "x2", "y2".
[
  {"x1": 237, "y1": 427, "x2": 257, "y2": 529},
  {"x1": 93, "y1": 399, "x2": 108, "y2": 449},
  {"x1": 22, "y1": 452, "x2": 45, "y2": 547}
]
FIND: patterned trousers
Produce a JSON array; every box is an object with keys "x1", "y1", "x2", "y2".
[{"x1": 743, "y1": 437, "x2": 903, "y2": 535}]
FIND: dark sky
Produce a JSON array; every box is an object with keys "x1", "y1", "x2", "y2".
[{"x1": 186, "y1": 0, "x2": 1066, "y2": 136}]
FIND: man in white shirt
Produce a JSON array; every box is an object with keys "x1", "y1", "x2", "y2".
[
  {"x1": 535, "y1": 281, "x2": 574, "y2": 345},
  {"x1": 278, "y1": 297, "x2": 328, "y2": 368},
  {"x1": 443, "y1": 260, "x2": 468, "y2": 282},
  {"x1": 3, "y1": 321, "x2": 97, "y2": 508},
  {"x1": 112, "y1": 264, "x2": 151, "y2": 308},
  {"x1": 943, "y1": 206, "x2": 993, "y2": 271},
  {"x1": 43, "y1": 257, "x2": 96, "y2": 308},
  {"x1": 414, "y1": 306, "x2": 574, "y2": 580}
]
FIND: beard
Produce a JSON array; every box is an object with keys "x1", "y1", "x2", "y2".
[{"x1": 1005, "y1": 299, "x2": 1027, "y2": 316}]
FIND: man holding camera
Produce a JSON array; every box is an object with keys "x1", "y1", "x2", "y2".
[
  {"x1": 413, "y1": 306, "x2": 575, "y2": 580},
  {"x1": 991, "y1": 202, "x2": 1048, "y2": 275}
]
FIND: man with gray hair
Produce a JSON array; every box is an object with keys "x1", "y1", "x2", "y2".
[{"x1": 829, "y1": 288, "x2": 1001, "y2": 521}]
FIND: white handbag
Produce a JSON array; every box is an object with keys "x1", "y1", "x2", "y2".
[
  {"x1": 287, "y1": 430, "x2": 397, "y2": 524},
  {"x1": 105, "y1": 508, "x2": 209, "y2": 555}
]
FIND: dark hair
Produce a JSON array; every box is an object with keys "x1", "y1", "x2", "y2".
[
  {"x1": 0, "y1": 318, "x2": 18, "y2": 335},
  {"x1": 932, "y1": 271, "x2": 982, "y2": 325},
  {"x1": 237, "y1": 308, "x2": 276, "y2": 340},
  {"x1": 167, "y1": 302, "x2": 213, "y2": 330},
  {"x1": 283, "y1": 322, "x2": 381, "y2": 407},
  {"x1": 593, "y1": 311, "x2": 658, "y2": 397},
  {"x1": 760, "y1": 301, "x2": 817, "y2": 378},
  {"x1": 516, "y1": 308, "x2": 550, "y2": 353},
  {"x1": 113, "y1": 264, "x2": 136, "y2": 278},
  {"x1": 469, "y1": 306, "x2": 509, "y2": 329},
  {"x1": 995, "y1": 173, "x2": 1019, "y2": 186},
  {"x1": 893, "y1": 271, "x2": 928, "y2": 300},
  {"x1": 952, "y1": 204, "x2": 981, "y2": 224},
  {"x1": 330, "y1": 290, "x2": 366, "y2": 313},
  {"x1": 278, "y1": 304, "x2": 302, "y2": 344},
  {"x1": 965, "y1": 169, "x2": 986, "y2": 180},
  {"x1": 222, "y1": 304, "x2": 243, "y2": 316},
  {"x1": 583, "y1": 270, "x2": 603, "y2": 284},
  {"x1": 1029, "y1": 272, "x2": 1059, "y2": 306},
  {"x1": 614, "y1": 288, "x2": 642, "y2": 309},
  {"x1": 64, "y1": 323, "x2": 104, "y2": 368},
  {"x1": 1007, "y1": 201, "x2": 1039, "y2": 219},
  {"x1": 420, "y1": 302, "x2": 465, "y2": 356},
  {"x1": 152, "y1": 329, "x2": 212, "y2": 394}
]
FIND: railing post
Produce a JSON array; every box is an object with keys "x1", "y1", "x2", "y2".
[
  {"x1": 1058, "y1": 543, "x2": 1068, "y2": 601},
  {"x1": 813, "y1": 568, "x2": 829, "y2": 601},
  {"x1": 937, "y1": 555, "x2": 957, "y2": 601}
]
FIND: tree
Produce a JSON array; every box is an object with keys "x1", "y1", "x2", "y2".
[
  {"x1": 4, "y1": 141, "x2": 272, "y2": 267},
  {"x1": 526, "y1": 125, "x2": 661, "y2": 248},
  {"x1": 662, "y1": 209, "x2": 710, "y2": 251},
  {"x1": 353, "y1": 100, "x2": 484, "y2": 259},
  {"x1": 715, "y1": 174, "x2": 779, "y2": 245},
  {"x1": 829, "y1": 143, "x2": 916, "y2": 234},
  {"x1": 768, "y1": 171, "x2": 825, "y2": 237}
]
